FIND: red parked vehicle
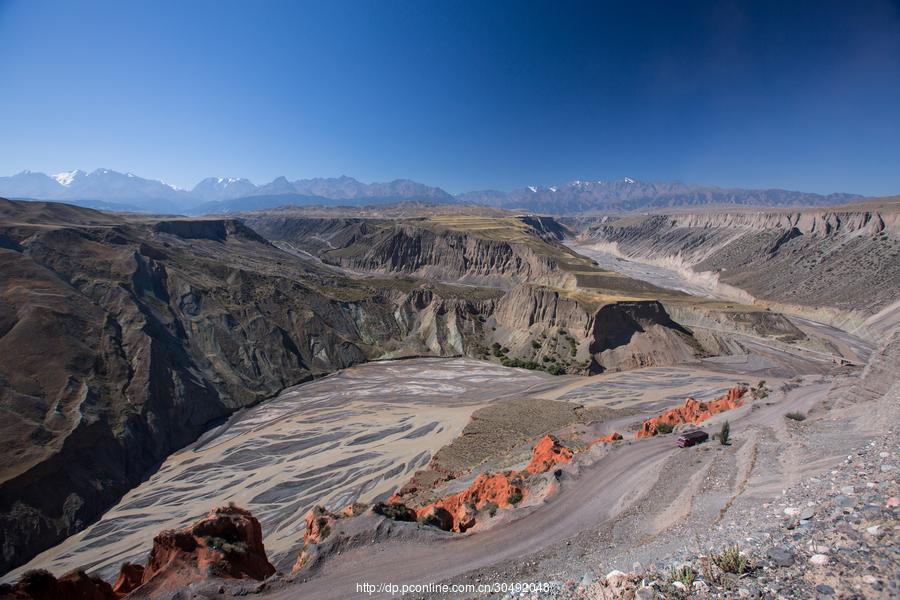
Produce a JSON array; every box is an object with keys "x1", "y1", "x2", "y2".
[{"x1": 677, "y1": 430, "x2": 709, "y2": 447}]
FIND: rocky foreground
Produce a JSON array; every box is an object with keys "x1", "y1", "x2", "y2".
[{"x1": 500, "y1": 427, "x2": 898, "y2": 600}]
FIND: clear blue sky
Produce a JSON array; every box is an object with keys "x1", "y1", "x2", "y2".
[{"x1": 1, "y1": 0, "x2": 898, "y2": 195}]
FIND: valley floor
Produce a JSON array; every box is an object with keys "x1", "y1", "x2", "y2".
[{"x1": 6, "y1": 242, "x2": 895, "y2": 600}]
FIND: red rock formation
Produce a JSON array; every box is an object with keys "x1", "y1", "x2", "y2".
[
  {"x1": 414, "y1": 472, "x2": 526, "y2": 532},
  {"x1": 592, "y1": 432, "x2": 623, "y2": 444},
  {"x1": 524, "y1": 434, "x2": 575, "y2": 474},
  {"x1": 386, "y1": 434, "x2": 579, "y2": 533},
  {"x1": 131, "y1": 504, "x2": 275, "y2": 594},
  {"x1": 635, "y1": 386, "x2": 746, "y2": 439},
  {"x1": 303, "y1": 506, "x2": 337, "y2": 545},
  {"x1": 0, "y1": 569, "x2": 117, "y2": 600},
  {"x1": 111, "y1": 563, "x2": 144, "y2": 596}
]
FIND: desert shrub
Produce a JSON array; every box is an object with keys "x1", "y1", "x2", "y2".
[
  {"x1": 784, "y1": 412, "x2": 806, "y2": 421},
  {"x1": 711, "y1": 545, "x2": 752, "y2": 574},
  {"x1": 481, "y1": 501, "x2": 499, "y2": 517},
  {"x1": 718, "y1": 421, "x2": 730, "y2": 445},
  {"x1": 669, "y1": 565, "x2": 696, "y2": 587},
  {"x1": 655, "y1": 423, "x2": 674, "y2": 435},
  {"x1": 507, "y1": 490, "x2": 523, "y2": 505},
  {"x1": 206, "y1": 536, "x2": 249, "y2": 555},
  {"x1": 531, "y1": 340, "x2": 542, "y2": 349},
  {"x1": 547, "y1": 365, "x2": 566, "y2": 376}
]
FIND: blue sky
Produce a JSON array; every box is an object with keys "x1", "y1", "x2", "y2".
[{"x1": 1, "y1": 0, "x2": 898, "y2": 195}]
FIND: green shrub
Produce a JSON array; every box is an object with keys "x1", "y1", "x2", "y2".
[
  {"x1": 718, "y1": 421, "x2": 730, "y2": 445},
  {"x1": 507, "y1": 490, "x2": 523, "y2": 505},
  {"x1": 669, "y1": 565, "x2": 696, "y2": 587},
  {"x1": 711, "y1": 545, "x2": 752, "y2": 574},
  {"x1": 655, "y1": 423, "x2": 674, "y2": 435},
  {"x1": 785, "y1": 412, "x2": 806, "y2": 421}
]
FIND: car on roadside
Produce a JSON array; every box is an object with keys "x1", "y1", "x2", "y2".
[{"x1": 676, "y1": 429, "x2": 709, "y2": 447}]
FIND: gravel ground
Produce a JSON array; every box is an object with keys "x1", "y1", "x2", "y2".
[{"x1": 483, "y1": 396, "x2": 899, "y2": 599}]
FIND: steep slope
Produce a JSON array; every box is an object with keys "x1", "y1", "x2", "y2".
[
  {"x1": 577, "y1": 203, "x2": 900, "y2": 340},
  {"x1": 244, "y1": 211, "x2": 805, "y2": 374},
  {"x1": 244, "y1": 214, "x2": 579, "y2": 289},
  {"x1": 0, "y1": 199, "x2": 500, "y2": 574}
]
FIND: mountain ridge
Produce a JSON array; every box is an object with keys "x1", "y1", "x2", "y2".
[{"x1": 0, "y1": 169, "x2": 866, "y2": 215}]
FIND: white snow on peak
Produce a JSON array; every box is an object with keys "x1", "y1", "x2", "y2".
[
  {"x1": 549, "y1": 186, "x2": 558, "y2": 192},
  {"x1": 527, "y1": 185, "x2": 538, "y2": 193},
  {"x1": 52, "y1": 170, "x2": 81, "y2": 186},
  {"x1": 623, "y1": 177, "x2": 635, "y2": 184},
  {"x1": 161, "y1": 181, "x2": 183, "y2": 191}
]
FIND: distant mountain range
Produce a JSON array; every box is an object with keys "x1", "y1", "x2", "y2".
[{"x1": 0, "y1": 169, "x2": 863, "y2": 215}]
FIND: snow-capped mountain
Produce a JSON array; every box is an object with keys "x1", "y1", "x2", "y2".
[
  {"x1": 191, "y1": 177, "x2": 258, "y2": 202},
  {"x1": 0, "y1": 170, "x2": 458, "y2": 213},
  {"x1": 0, "y1": 169, "x2": 863, "y2": 215},
  {"x1": 457, "y1": 178, "x2": 861, "y2": 213},
  {"x1": 0, "y1": 169, "x2": 188, "y2": 212}
]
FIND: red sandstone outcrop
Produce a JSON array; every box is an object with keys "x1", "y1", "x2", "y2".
[
  {"x1": 414, "y1": 472, "x2": 527, "y2": 532},
  {"x1": 524, "y1": 434, "x2": 575, "y2": 474},
  {"x1": 635, "y1": 386, "x2": 746, "y2": 439},
  {"x1": 0, "y1": 569, "x2": 118, "y2": 600},
  {"x1": 111, "y1": 564, "x2": 144, "y2": 596},
  {"x1": 303, "y1": 506, "x2": 338, "y2": 546},
  {"x1": 116, "y1": 504, "x2": 275, "y2": 595},
  {"x1": 408, "y1": 434, "x2": 576, "y2": 532}
]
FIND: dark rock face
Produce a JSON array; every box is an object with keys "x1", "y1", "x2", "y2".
[
  {"x1": 0, "y1": 568, "x2": 117, "y2": 600},
  {"x1": 0, "y1": 199, "x2": 495, "y2": 574}
]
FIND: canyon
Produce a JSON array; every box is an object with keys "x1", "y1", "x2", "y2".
[{"x1": 0, "y1": 197, "x2": 897, "y2": 600}]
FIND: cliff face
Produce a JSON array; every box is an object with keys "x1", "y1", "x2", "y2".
[
  {"x1": 0, "y1": 203, "x2": 497, "y2": 574},
  {"x1": 244, "y1": 216, "x2": 578, "y2": 289},
  {"x1": 579, "y1": 209, "x2": 900, "y2": 338},
  {"x1": 247, "y1": 214, "x2": 724, "y2": 373}
]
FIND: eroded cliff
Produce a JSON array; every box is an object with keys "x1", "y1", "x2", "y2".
[{"x1": 577, "y1": 205, "x2": 900, "y2": 340}]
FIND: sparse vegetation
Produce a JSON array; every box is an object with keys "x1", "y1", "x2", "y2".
[
  {"x1": 655, "y1": 423, "x2": 674, "y2": 435},
  {"x1": 507, "y1": 490, "x2": 523, "y2": 505},
  {"x1": 718, "y1": 421, "x2": 730, "y2": 445},
  {"x1": 711, "y1": 545, "x2": 752, "y2": 574},
  {"x1": 205, "y1": 536, "x2": 249, "y2": 555},
  {"x1": 669, "y1": 564, "x2": 696, "y2": 587},
  {"x1": 785, "y1": 412, "x2": 806, "y2": 421},
  {"x1": 547, "y1": 364, "x2": 567, "y2": 376},
  {"x1": 751, "y1": 380, "x2": 769, "y2": 399}
]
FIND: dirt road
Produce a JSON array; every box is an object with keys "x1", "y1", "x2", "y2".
[{"x1": 270, "y1": 380, "x2": 824, "y2": 599}]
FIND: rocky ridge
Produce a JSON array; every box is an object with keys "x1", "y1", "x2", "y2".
[{"x1": 577, "y1": 206, "x2": 900, "y2": 342}]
